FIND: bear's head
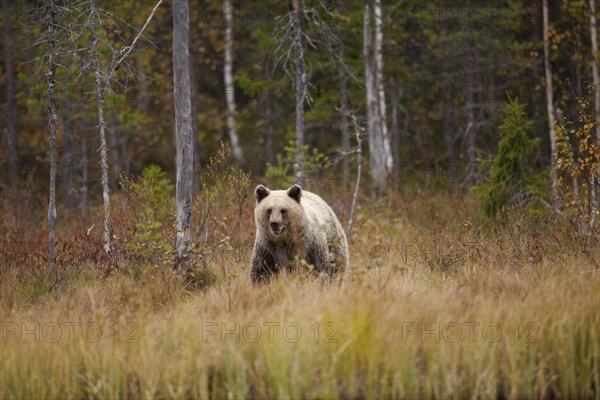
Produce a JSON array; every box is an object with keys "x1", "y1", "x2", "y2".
[{"x1": 254, "y1": 184, "x2": 305, "y2": 242}]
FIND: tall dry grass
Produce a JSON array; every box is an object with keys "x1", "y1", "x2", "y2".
[{"x1": 1, "y1": 186, "x2": 599, "y2": 399}]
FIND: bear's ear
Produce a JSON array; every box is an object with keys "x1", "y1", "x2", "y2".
[
  {"x1": 254, "y1": 185, "x2": 270, "y2": 203},
  {"x1": 287, "y1": 184, "x2": 302, "y2": 202}
]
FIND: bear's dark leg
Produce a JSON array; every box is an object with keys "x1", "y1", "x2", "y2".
[
  {"x1": 251, "y1": 246, "x2": 279, "y2": 283},
  {"x1": 307, "y1": 242, "x2": 330, "y2": 276}
]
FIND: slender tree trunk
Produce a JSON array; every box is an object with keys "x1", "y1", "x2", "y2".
[
  {"x1": 223, "y1": 0, "x2": 245, "y2": 164},
  {"x1": 589, "y1": 0, "x2": 599, "y2": 244},
  {"x1": 89, "y1": 15, "x2": 112, "y2": 254},
  {"x1": 347, "y1": 114, "x2": 363, "y2": 236},
  {"x1": 373, "y1": 0, "x2": 393, "y2": 174},
  {"x1": 337, "y1": 0, "x2": 351, "y2": 187},
  {"x1": 46, "y1": 0, "x2": 58, "y2": 279},
  {"x1": 543, "y1": 0, "x2": 558, "y2": 200},
  {"x1": 365, "y1": 5, "x2": 378, "y2": 193},
  {"x1": 364, "y1": 3, "x2": 391, "y2": 196},
  {"x1": 87, "y1": 0, "x2": 162, "y2": 251},
  {"x1": 4, "y1": 8, "x2": 19, "y2": 178},
  {"x1": 292, "y1": 0, "x2": 306, "y2": 186},
  {"x1": 90, "y1": 14, "x2": 111, "y2": 254},
  {"x1": 173, "y1": 0, "x2": 194, "y2": 271}
]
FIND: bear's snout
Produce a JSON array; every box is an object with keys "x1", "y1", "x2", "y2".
[{"x1": 270, "y1": 221, "x2": 281, "y2": 233}]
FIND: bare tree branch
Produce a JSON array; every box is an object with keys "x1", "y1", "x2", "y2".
[
  {"x1": 347, "y1": 112, "x2": 364, "y2": 236},
  {"x1": 103, "y1": 0, "x2": 164, "y2": 93}
]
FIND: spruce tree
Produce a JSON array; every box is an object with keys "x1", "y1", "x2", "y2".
[{"x1": 473, "y1": 98, "x2": 542, "y2": 218}]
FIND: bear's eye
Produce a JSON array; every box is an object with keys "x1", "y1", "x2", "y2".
[
  {"x1": 281, "y1": 209, "x2": 287, "y2": 215},
  {"x1": 266, "y1": 208, "x2": 272, "y2": 216}
]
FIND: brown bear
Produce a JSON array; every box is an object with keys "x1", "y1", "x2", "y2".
[{"x1": 251, "y1": 184, "x2": 349, "y2": 283}]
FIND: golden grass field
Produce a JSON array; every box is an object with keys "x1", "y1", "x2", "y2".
[{"x1": 1, "y1": 187, "x2": 599, "y2": 399}]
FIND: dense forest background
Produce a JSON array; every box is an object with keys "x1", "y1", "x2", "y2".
[{"x1": 2, "y1": 0, "x2": 597, "y2": 197}]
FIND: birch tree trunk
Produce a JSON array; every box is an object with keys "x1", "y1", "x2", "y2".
[
  {"x1": 4, "y1": 7, "x2": 19, "y2": 179},
  {"x1": 589, "y1": 0, "x2": 599, "y2": 243},
  {"x1": 86, "y1": 0, "x2": 162, "y2": 252},
  {"x1": 543, "y1": 0, "x2": 558, "y2": 200},
  {"x1": 89, "y1": 15, "x2": 112, "y2": 254},
  {"x1": 373, "y1": 0, "x2": 393, "y2": 173},
  {"x1": 364, "y1": 5, "x2": 379, "y2": 193},
  {"x1": 292, "y1": 0, "x2": 306, "y2": 186},
  {"x1": 223, "y1": 0, "x2": 245, "y2": 164},
  {"x1": 173, "y1": 0, "x2": 194, "y2": 271},
  {"x1": 364, "y1": 3, "x2": 392, "y2": 196},
  {"x1": 46, "y1": 0, "x2": 58, "y2": 278}
]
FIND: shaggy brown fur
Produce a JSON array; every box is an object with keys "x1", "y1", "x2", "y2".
[{"x1": 251, "y1": 184, "x2": 349, "y2": 282}]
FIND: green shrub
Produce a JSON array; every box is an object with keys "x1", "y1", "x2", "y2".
[
  {"x1": 473, "y1": 98, "x2": 545, "y2": 218},
  {"x1": 194, "y1": 143, "x2": 252, "y2": 275},
  {"x1": 122, "y1": 165, "x2": 175, "y2": 260},
  {"x1": 266, "y1": 140, "x2": 331, "y2": 187}
]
